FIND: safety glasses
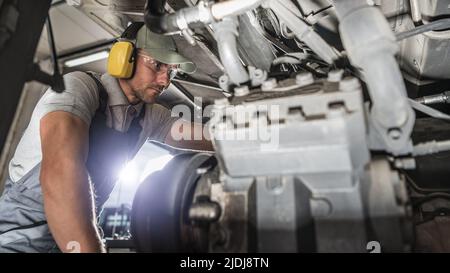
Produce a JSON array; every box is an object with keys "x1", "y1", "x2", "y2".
[{"x1": 138, "y1": 53, "x2": 179, "y2": 80}]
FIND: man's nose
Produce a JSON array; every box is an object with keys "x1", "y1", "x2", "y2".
[{"x1": 156, "y1": 70, "x2": 170, "y2": 87}]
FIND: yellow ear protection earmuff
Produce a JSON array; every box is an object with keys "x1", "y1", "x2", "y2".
[{"x1": 107, "y1": 22, "x2": 144, "y2": 79}]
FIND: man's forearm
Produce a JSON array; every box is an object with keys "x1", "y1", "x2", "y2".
[{"x1": 40, "y1": 159, "x2": 105, "y2": 253}]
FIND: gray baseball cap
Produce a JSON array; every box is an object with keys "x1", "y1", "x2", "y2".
[{"x1": 135, "y1": 26, "x2": 197, "y2": 74}]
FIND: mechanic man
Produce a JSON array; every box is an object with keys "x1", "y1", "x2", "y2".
[{"x1": 0, "y1": 24, "x2": 213, "y2": 253}]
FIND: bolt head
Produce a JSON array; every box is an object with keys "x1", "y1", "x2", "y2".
[
  {"x1": 339, "y1": 77, "x2": 361, "y2": 92},
  {"x1": 219, "y1": 75, "x2": 229, "y2": 85},
  {"x1": 327, "y1": 69, "x2": 344, "y2": 82},
  {"x1": 234, "y1": 85, "x2": 250, "y2": 96},
  {"x1": 214, "y1": 98, "x2": 229, "y2": 107},
  {"x1": 295, "y1": 72, "x2": 314, "y2": 86},
  {"x1": 252, "y1": 68, "x2": 264, "y2": 78},
  {"x1": 388, "y1": 128, "x2": 402, "y2": 140},
  {"x1": 261, "y1": 78, "x2": 278, "y2": 91}
]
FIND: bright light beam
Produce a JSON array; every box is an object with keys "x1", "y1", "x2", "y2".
[
  {"x1": 139, "y1": 154, "x2": 174, "y2": 181},
  {"x1": 118, "y1": 161, "x2": 139, "y2": 185},
  {"x1": 64, "y1": 51, "x2": 109, "y2": 67},
  {"x1": 118, "y1": 154, "x2": 174, "y2": 185}
]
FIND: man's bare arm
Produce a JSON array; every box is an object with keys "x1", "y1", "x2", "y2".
[
  {"x1": 40, "y1": 111, "x2": 105, "y2": 253},
  {"x1": 165, "y1": 120, "x2": 214, "y2": 151}
]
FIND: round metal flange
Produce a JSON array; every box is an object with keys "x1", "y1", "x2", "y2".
[{"x1": 131, "y1": 153, "x2": 214, "y2": 252}]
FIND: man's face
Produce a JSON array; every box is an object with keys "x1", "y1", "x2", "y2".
[{"x1": 127, "y1": 51, "x2": 178, "y2": 104}]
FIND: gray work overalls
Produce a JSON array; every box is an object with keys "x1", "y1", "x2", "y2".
[{"x1": 0, "y1": 73, "x2": 145, "y2": 252}]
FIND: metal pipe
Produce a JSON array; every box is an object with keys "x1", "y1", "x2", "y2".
[
  {"x1": 210, "y1": 0, "x2": 262, "y2": 20},
  {"x1": 267, "y1": 0, "x2": 339, "y2": 64},
  {"x1": 212, "y1": 17, "x2": 249, "y2": 85},
  {"x1": 332, "y1": 1, "x2": 415, "y2": 155},
  {"x1": 144, "y1": 0, "x2": 170, "y2": 34},
  {"x1": 45, "y1": 15, "x2": 65, "y2": 92},
  {"x1": 413, "y1": 140, "x2": 450, "y2": 156},
  {"x1": 409, "y1": 0, "x2": 422, "y2": 23},
  {"x1": 396, "y1": 18, "x2": 450, "y2": 41},
  {"x1": 146, "y1": 0, "x2": 264, "y2": 34},
  {"x1": 415, "y1": 91, "x2": 450, "y2": 105},
  {"x1": 409, "y1": 98, "x2": 450, "y2": 121}
]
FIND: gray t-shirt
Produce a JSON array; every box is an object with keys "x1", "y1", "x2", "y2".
[{"x1": 9, "y1": 71, "x2": 178, "y2": 182}]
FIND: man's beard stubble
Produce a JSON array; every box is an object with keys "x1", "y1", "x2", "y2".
[{"x1": 134, "y1": 83, "x2": 166, "y2": 104}]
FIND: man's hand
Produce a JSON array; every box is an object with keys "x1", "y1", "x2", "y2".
[
  {"x1": 165, "y1": 120, "x2": 214, "y2": 151},
  {"x1": 40, "y1": 111, "x2": 105, "y2": 253}
]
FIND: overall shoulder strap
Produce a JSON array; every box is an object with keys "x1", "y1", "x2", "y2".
[{"x1": 85, "y1": 72, "x2": 108, "y2": 113}]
